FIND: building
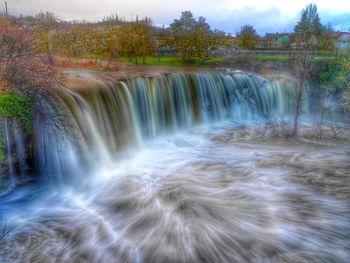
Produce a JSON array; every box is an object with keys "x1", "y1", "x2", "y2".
[
  {"x1": 157, "y1": 45, "x2": 177, "y2": 56},
  {"x1": 334, "y1": 32, "x2": 350, "y2": 55},
  {"x1": 262, "y1": 33, "x2": 293, "y2": 49}
]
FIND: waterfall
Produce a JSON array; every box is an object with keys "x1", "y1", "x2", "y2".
[
  {"x1": 1, "y1": 118, "x2": 27, "y2": 193},
  {"x1": 3, "y1": 72, "x2": 304, "y2": 186},
  {"x1": 3, "y1": 118, "x2": 14, "y2": 183},
  {"x1": 2, "y1": 72, "x2": 349, "y2": 263}
]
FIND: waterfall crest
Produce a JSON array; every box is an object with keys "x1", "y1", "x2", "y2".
[{"x1": 3, "y1": 72, "x2": 303, "y2": 186}]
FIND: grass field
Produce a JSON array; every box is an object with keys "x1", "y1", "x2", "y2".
[
  {"x1": 252, "y1": 54, "x2": 340, "y2": 63},
  {"x1": 69, "y1": 54, "x2": 348, "y2": 69},
  {"x1": 118, "y1": 56, "x2": 223, "y2": 67}
]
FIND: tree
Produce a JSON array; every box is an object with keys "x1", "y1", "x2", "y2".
[
  {"x1": 118, "y1": 22, "x2": 153, "y2": 64},
  {"x1": 33, "y1": 12, "x2": 58, "y2": 65},
  {"x1": 237, "y1": 25, "x2": 258, "y2": 49},
  {"x1": 193, "y1": 16, "x2": 212, "y2": 59},
  {"x1": 318, "y1": 23, "x2": 336, "y2": 52},
  {"x1": 170, "y1": 11, "x2": 213, "y2": 63},
  {"x1": 292, "y1": 4, "x2": 323, "y2": 135},
  {"x1": 0, "y1": 19, "x2": 57, "y2": 168},
  {"x1": 211, "y1": 30, "x2": 232, "y2": 55},
  {"x1": 51, "y1": 25, "x2": 89, "y2": 61},
  {"x1": 34, "y1": 11, "x2": 57, "y2": 23},
  {"x1": 104, "y1": 25, "x2": 120, "y2": 60},
  {"x1": 329, "y1": 57, "x2": 350, "y2": 120},
  {"x1": 102, "y1": 14, "x2": 123, "y2": 25},
  {"x1": 294, "y1": 4, "x2": 322, "y2": 51},
  {"x1": 170, "y1": 11, "x2": 197, "y2": 62},
  {"x1": 85, "y1": 28, "x2": 107, "y2": 63},
  {"x1": 0, "y1": 19, "x2": 55, "y2": 98}
]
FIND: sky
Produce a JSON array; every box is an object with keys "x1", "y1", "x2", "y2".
[{"x1": 6, "y1": 0, "x2": 350, "y2": 34}]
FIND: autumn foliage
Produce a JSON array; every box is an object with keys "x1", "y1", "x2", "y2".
[{"x1": 0, "y1": 19, "x2": 56, "y2": 97}]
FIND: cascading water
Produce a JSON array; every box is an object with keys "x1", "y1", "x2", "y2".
[
  {"x1": 1, "y1": 71, "x2": 349, "y2": 263},
  {"x1": 3, "y1": 119, "x2": 14, "y2": 180},
  {"x1": 0, "y1": 118, "x2": 30, "y2": 195},
  {"x1": 33, "y1": 72, "x2": 300, "y2": 184}
]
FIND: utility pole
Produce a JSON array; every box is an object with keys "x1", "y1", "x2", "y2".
[{"x1": 5, "y1": 1, "x2": 8, "y2": 18}]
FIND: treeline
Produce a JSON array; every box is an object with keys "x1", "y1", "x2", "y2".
[
  {"x1": 14, "y1": 11, "x2": 233, "y2": 64},
  {"x1": 6, "y1": 8, "x2": 344, "y2": 65},
  {"x1": 24, "y1": 11, "x2": 154, "y2": 64}
]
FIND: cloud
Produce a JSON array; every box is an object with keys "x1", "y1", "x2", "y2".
[
  {"x1": 207, "y1": 7, "x2": 299, "y2": 34},
  {"x1": 9, "y1": 0, "x2": 220, "y2": 21},
  {"x1": 320, "y1": 12, "x2": 350, "y2": 32},
  {"x1": 6, "y1": 0, "x2": 350, "y2": 34}
]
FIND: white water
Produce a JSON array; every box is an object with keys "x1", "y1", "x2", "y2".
[
  {"x1": 1, "y1": 122, "x2": 350, "y2": 262},
  {"x1": 31, "y1": 72, "x2": 302, "y2": 186},
  {"x1": 3, "y1": 119, "x2": 14, "y2": 181},
  {"x1": 0, "y1": 72, "x2": 349, "y2": 262}
]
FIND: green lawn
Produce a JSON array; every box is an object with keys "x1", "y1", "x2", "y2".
[
  {"x1": 84, "y1": 53, "x2": 349, "y2": 67},
  {"x1": 312, "y1": 56, "x2": 338, "y2": 62},
  {"x1": 119, "y1": 56, "x2": 223, "y2": 67},
  {"x1": 252, "y1": 54, "x2": 340, "y2": 63}
]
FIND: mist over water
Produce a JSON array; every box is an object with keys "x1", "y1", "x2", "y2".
[{"x1": 0, "y1": 72, "x2": 349, "y2": 262}]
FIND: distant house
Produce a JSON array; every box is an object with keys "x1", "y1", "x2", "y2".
[
  {"x1": 322, "y1": 32, "x2": 350, "y2": 54},
  {"x1": 256, "y1": 37, "x2": 265, "y2": 49},
  {"x1": 262, "y1": 33, "x2": 292, "y2": 49},
  {"x1": 334, "y1": 33, "x2": 350, "y2": 55},
  {"x1": 157, "y1": 45, "x2": 177, "y2": 57},
  {"x1": 216, "y1": 36, "x2": 239, "y2": 55}
]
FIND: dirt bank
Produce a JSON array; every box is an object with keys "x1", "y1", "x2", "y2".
[{"x1": 59, "y1": 60, "x2": 294, "y2": 91}]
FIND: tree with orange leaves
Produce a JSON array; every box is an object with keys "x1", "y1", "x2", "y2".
[
  {"x1": 0, "y1": 19, "x2": 56, "y2": 98},
  {"x1": 118, "y1": 22, "x2": 154, "y2": 64}
]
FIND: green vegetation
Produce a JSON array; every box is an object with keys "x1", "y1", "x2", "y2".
[
  {"x1": 326, "y1": 57, "x2": 350, "y2": 118},
  {"x1": 21, "y1": 10, "x2": 233, "y2": 66},
  {"x1": 237, "y1": 25, "x2": 259, "y2": 49},
  {"x1": 168, "y1": 11, "x2": 228, "y2": 63},
  {"x1": 309, "y1": 56, "x2": 350, "y2": 121},
  {"x1": 313, "y1": 61, "x2": 342, "y2": 85},
  {"x1": 0, "y1": 93, "x2": 32, "y2": 132},
  {"x1": 292, "y1": 3, "x2": 323, "y2": 135},
  {"x1": 252, "y1": 55, "x2": 338, "y2": 62},
  {"x1": 0, "y1": 93, "x2": 32, "y2": 163},
  {"x1": 312, "y1": 56, "x2": 338, "y2": 63},
  {"x1": 5, "y1": 3, "x2": 346, "y2": 70},
  {"x1": 119, "y1": 56, "x2": 223, "y2": 66},
  {"x1": 312, "y1": 56, "x2": 350, "y2": 88}
]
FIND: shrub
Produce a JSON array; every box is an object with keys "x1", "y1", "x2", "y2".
[{"x1": 0, "y1": 92, "x2": 32, "y2": 132}]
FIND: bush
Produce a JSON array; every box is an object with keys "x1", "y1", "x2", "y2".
[
  {"x1": 0, "y1": 92, "x2": 32, "y2": 132},
  {"x1": 312, "y1": 61, "x2": 342, "y2": 86}
]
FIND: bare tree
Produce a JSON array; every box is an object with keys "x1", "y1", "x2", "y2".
[
  {"x1": 292, "y1": 50, "x2": 313, "y2": 135},
  {"x1": 292, "y1": 4, "x2": 323, "y2": 135},
  {"x1": 0, "y1": 19, "x2": 56, "y2": 98}
]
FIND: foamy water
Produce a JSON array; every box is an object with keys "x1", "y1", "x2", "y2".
[{"x1": 1, "y1": 123, "x2": 349, "y2": 263}]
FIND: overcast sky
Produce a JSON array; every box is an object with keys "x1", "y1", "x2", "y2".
[{"x1": 6, "y1": 0, "x2": 350, "y2": 34}]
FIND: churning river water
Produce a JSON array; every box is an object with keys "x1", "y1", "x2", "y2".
[
  {"x1": 1, "y1": 122, "x2": 350, "y2": 263},
  {"x1": 0, "y1": 72, "x2": 349, "y2": 262}
]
